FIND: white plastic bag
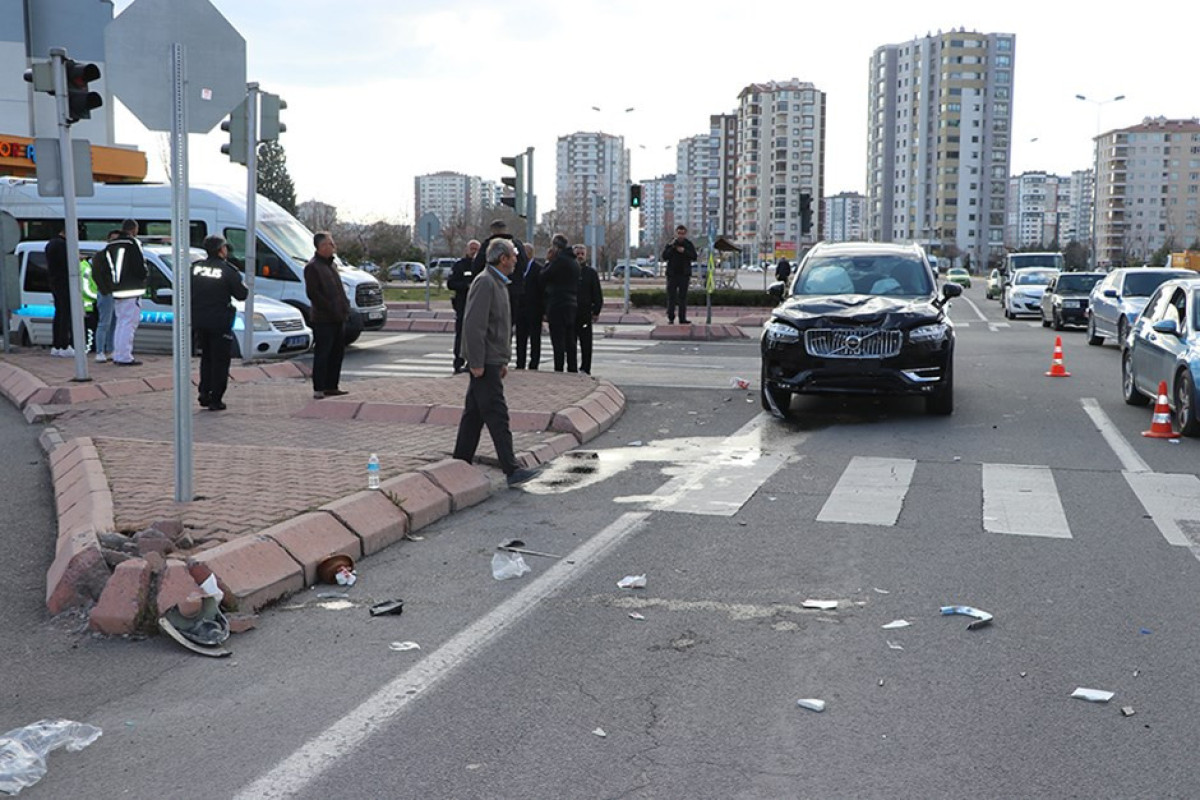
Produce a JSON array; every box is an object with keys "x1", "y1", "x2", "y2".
[
  {"x1": 0, "y1": 719, "x2": 102, "y2": 795},
  {"x1": 491, "y1": 551, "x2": 531, "y2": 581}
]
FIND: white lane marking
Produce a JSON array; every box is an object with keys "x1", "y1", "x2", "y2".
[
  {"x1": 958, "y1": 296, "x2": 990, "y2": 322},
  {"x1": 1122, "y1": 472, "x2": 1200, "y2": 548},
  {"x1": 234, "y1": 511, "x2": 652, "y2": 800},
  {"x1": 981, "y1": 463, "x2": 1072, "y2": 538},
  {"x1": 816, "y1": 456, "x2": 916, "y2": 526},
  {"x1": 988, "y1": 322, "x2": 1011, "y2": 331},
  {"x1": 352, "y1": 333, "x2": 428, "y2": 349},
  {"x1": 1080, "y1": 398, "x2": 1152, "y2": 474}
]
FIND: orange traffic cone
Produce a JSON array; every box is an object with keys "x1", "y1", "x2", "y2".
[
  {"x1": 1143, "y1": 381, "x2": 1179, "y2": 439},
  {"x1": 1045, "y1": 336, "x2": 1071, "y2": 377}
]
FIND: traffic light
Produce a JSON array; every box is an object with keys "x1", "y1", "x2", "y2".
[
  {"x1": 64, "y1": 59, "x2": 102, "y2": 123},
  {"x1": 799, "y1": 192, "x2": 813, "y2": 235},
  {"x1": 629, "y1": 183, "x2": 642, "y2": 208},
  {"x1": 259, "y1": 92, "x2": 287, "y2": 141},
  {"x1": 22, "y1": 62, "x2": 55, "y2": 93},
  {"x1": 500, "y1": 153, "x2": 526, "y2": 217},
  {"x1": 220, "y1": 99, "x2": 248, "y2": 164}
]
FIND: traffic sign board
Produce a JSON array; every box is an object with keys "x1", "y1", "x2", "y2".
[
  {"x1": 418, "y1": 212, "x2": 441, "y2": 243},
  {"x1": 104, "y1": 0, "x2": 246, "y2": 133}
]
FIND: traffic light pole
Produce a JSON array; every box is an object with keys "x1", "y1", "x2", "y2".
[
  {"x1": 242, "y1": 83, "x2": 259, "y2": 363},
  {"x1": 49, "y1": 48, "x2": 89, "y2": 382},
  {"x1": 170, "y1": 43, "x2": 194, "y2": 502}
]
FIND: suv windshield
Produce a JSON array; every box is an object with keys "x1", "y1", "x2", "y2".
[
  {"x1": 793, "y1": 254, "x2": 931, "y2": 297},
  {"x1": 1056, "y1": 274, "x2": 1100, "y2": 293},
  {"x1": 1009, "y1": 254, "x2": 1065, "y2": 270}
]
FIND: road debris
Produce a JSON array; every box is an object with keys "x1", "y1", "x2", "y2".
[
  {"x1": 158, "y1": 596, "x2": 232, "y2": 658},
  {"x1": 881, "y1": 620, "x2": 910, "y2": 630},
  {"x1": 316, "y1": 554, "x2": 357, "y2": 587},
  {"x1": 0, "y1": 719, "x2": 102, "y2": 795},
  {"x1": 628, "y1": 612, "x2": 646, "y2": 621},
  {"x1": 497, "y1": 539, "x2": 561, "y2": 559},
  {"x1": 369, "y1": 599, "x2": 405, "y2": 617},
  {"x1": 729, "y1": 376, "x2": 750, "y2": 390},
  {"x1": 886, "y1": 641, "x2": 904, "y2": 651},
  {"x1": 1121, "y1": 706, "x2": 1136, "y2": 717},
  {"x1": 617, "y1": 574, "x2": 647, "y2": 589},
  {"x1": 802, "y1": 599, "x2": 838, "y2": 610},
  {"x1": 940, "y1": 605, "x2": 993, "y2": 630},
  {"x1": 872, "y1": 588, "x2": 890, "y2": 594},
  {"x1": 592, "y1": 728, "x2": 607, "y2": 738},
  {"x1": 1071, "y1": 687, "x2": 1115, "y2": 703},
  {"x1": 795, "y1": 699, "x2": 826, "y2": 712},
  {"x1": 491, "y1": 551, "x2": 531, "y2": 580},
  {"x1": 388, "y1": 641, "x2": 421, "y2": 652}
]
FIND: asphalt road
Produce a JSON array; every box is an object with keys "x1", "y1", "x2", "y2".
[{"x1": 5, "y1": 283, "x2": 1200, "y2": 798}]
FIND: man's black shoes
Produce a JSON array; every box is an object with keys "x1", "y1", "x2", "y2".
[{"x1": 506, "y1": 467, "x2": 540, "y2": 487}]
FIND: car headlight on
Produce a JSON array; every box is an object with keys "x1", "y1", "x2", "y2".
[
  {"x1": 909, "y1": 323, "x2": 949, "y2": 343},
  {"x1": 765, "y1": 321, "x2": 800, "y2": 343}
]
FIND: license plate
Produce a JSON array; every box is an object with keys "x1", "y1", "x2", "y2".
[
  {"x1": 367, "y1": 310, "x2": 383, "y2": 320},
  {"x1": 284, "y1": 335, "x2": 308, "y2": 348}
]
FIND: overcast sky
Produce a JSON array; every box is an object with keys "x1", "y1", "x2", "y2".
[{"x1": 112, "y1": 0, "x2": 1197, "y2": 225}]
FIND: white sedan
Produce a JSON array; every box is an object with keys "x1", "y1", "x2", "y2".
[{"x1": 1003, "y1": 268, "x2": 1058, "y2": 319}]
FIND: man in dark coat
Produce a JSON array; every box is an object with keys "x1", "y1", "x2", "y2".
[
  {"x1": 660, "y1": 224, "x2": 697, "y2": 325},
  {"x1": 93, "y1": 218, "x2": 147, "y2": 366},
  {"x1": 775, "y1": 258, "x2": 793, "y2": 284},
  {"x1": 515, "y1": 246, "x2": 544, "y2": 370},
  {"x1": 542, "y1": 233, "x2": 580, "y2": 373},
  {"x1": 191, "y1": 235, "x2": 248, "y2": 410},
  {"x1": 573, "y1": 244, "x2": 603, "y2": 375},
  {"x1": 447, "y1": 239, "x2": 480, "y2": 373},
  {"x1": 304, "y1": 231, "x2": 351, "y2": 399},
  {"x1": 472, "y1": 219, "x2": 527, "y2": 344},
  {"x1": 45, "y1": 226, "x2": 73, "y2": 356}
]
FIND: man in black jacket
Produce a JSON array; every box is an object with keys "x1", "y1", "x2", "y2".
[
  {"x1": 304, "y1": 232, "x2": 351, "y2": 399},
  {"x1": 447, "y1": 239, "x2": 480, "y2": 374},
  {"x1": 93, "y1": 218, "x2": 147, "y2": 366},
  {"x1": 515, "y1": 246, "x2": 543, "y2": 369},
  {"x1": 191, "y1": 235, "x2": 248, "y2": 410},
  {"x1": 45, "y1": 226, "x2": 74, "y2": 356},
  {"x1": 472, "y1": 220, "x2": 527, "y2": 344},
  {"x1": 661, "y1": 225, "x2": 697, "y2": 325},
  {"x1": 574, "y1": 244, "x2": 603, "y2": 375},
  {"x1": 543, "y1": 233, "x2": 580, "y2": 373}
]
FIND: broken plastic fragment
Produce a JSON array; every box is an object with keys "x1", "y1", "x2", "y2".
[
  {"x1": 388, "y1": 641, "x2": 421, "y2": 652},
  {"x1": 881, "y1": 620, "x2": 910, "y2": 630},
  {"x1": 802, "y1": 599, "x2": 838, "y2": 610},
  {"x1": 199, "y1": 573, "x2": 224, "y2": 602},
  {"x1": 886, "y1": 641, "x2": 904, "y2": 651},
  {"x1": 628, "y1": 612, "x2": 646, "y2": 621},
  {"x1": 872, "y1": 587, "x2": 890, "y2": 594},
  {"x1": 627, "y1": 441, "x2": 644, "y2": 447},
  {"x1": 592, "y1": 728, "x2": 607, "y2": 738},
  {"x1": 940, "y1": 605, "x2": 993, "y2": 630},
  {"x1": 491, "y1": 551, "x2": 531, "y2": 580},
  {"x1": 795, "y1": 699, "x2": 826, "y2": 712},
  {"x1": 729, "y1": 376, "x2": 750, "y2": 390},
  {"x1": 1121, "y1": 706, "x2": 1136, "y2": 717},
  {"x1": 369, "y1": 599, "x2": 405, "y2": 617},
  {"x1": 617, "y1": 574, "x2": 647, "y2": 589},
  {"x1": 1070, "y1": 687, "x2": 1114, "y2": 703}
]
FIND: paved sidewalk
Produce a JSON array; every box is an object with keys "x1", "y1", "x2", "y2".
[{"x1": 0, "y1": 349, "x2": 624, "y2": 637}]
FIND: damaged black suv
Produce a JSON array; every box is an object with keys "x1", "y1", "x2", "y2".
[{"x1": 760, "y1": 242, "x2": 961, "y2": 416}]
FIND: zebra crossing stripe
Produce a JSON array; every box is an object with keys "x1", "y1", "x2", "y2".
[
  {"x1": 1122, "y1": 472, "x2": 1200, "y2": 548},
  {"x1": 981, "y1": 463, "x2": 1071, "y2": 538},
  {"x1": 817, "y1": 456, "x2": 916, "y2": 526}
]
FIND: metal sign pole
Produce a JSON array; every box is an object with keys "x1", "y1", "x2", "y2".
[
  {"x1": 424, "y1": 234, "x2": 432, "y2": 311},
  {"x1": 170, "y1": 43, "x2": 193, "y2": 502},
  {"x1": 242, "y1": 82, "x2": 258, "y2": 363},
  {"x1": 0, "y1": 211, "x2": 15, "y2": 354},
  {"x1": 50, "y1": 48, "x2": 90, "y2": 382}
]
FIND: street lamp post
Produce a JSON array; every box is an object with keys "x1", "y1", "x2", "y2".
[{"x1": 1076, "y1": 93, "x2": 1125, "y2": 268}]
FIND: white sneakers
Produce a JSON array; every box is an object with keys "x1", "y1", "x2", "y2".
[
  {"x1": 50, "y1": 347, "x2": 76, "y2": 358},
  {"x1": 95, "y1": 352, "x2": 109, "y2": 363}
]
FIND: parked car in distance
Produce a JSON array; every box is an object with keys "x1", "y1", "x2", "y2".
[
  {"x1": 1003, "y1": 268, "x2": 1058, "y2": 319},
  {"x1": 1121, "y1": 278, "x2": 1200, "y2": 436},
  {"x1": 1086, "y1": 267, "x2": 1196, "y2": 346},
  {"x1": 760, "y1": 241, "x2": 961, "y2": 417},
  {"x1": 611, "y1": 264, "x2": 654, "y2": 279},
  {"x1": 945, "y1": 267, "x2": 971, "y2": 288},
  {"x1": 986, "y1": 268, "x2": 1003, "y2": 300},
  {"x1": 386, "y1": 261, "x2": 427, "y2": 282},
  {"x1": 1039, "y1": 272, "x2": 1104, "y2": 330}
]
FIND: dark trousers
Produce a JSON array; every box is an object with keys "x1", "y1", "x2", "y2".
[
  {"x1": 666, "y1": 274, "x2": 690, "y2": 323},
  {"x1": 576, "y1": 318, "x2": 594, "y2": 374},
  {"x1": 547, "y1": 305, "x2": 578, "y2": 373},
  {"x1": 51, "y1": 284, "x2": 72, "y2": 349},
  {"x1": 84, "y1": 309, "x2": 97, "y2": 353},
  {"x1": 311, "y1": 321, "x2": 346, "y2": 392},
  {"x1": 452, "y1": 299, "x2": 466, "y2": 370},
  {"x1": 516, "y1": 309, "x2": 542, "y2": 369},
  {"x1": 196, "y1": 325, "x2": 233, "y2": 403},
  {"x1": 452, "y1": 364, "x2": 518, "y2": 474}
]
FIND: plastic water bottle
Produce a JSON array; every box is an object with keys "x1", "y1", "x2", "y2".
[{"x1": 367, "y1": 453, "x2": 380, "y2": 490}]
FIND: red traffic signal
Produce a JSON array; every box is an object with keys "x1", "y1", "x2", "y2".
[{"x1": 65, "y1": 59, "x2": 102, "y2": 123}]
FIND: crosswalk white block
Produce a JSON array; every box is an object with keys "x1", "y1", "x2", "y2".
[{"x1": 817, "y1": 457, "x2": 916, "y2": 526}]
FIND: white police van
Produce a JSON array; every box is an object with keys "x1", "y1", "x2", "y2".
[
  {"x1": 0, "y1": 178, "x2": 385, "y2": 344},
  {"x1": 11, "y1": 240, "x2": 312, "y2": 358}
]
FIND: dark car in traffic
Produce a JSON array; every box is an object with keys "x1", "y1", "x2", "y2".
[
  {"x1": 760, "y1": 242, "x2": 961, "y2": 417},
  {"x1": 1121, "y1": 278, "x2": 1200, "y2": 436},
  {"x1": 1039, "y1": 272, "x2": 1103, "y2": 330}
]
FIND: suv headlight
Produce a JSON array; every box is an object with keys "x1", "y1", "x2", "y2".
[
  {"x1": 909, "y1": 323, "x2": 949, "y2": 343},
  {"x1": 765, "y1": 321, "x2": 800, "y2": 343},
  {"x1": 252, "y1": 312, "x2": 271, "y2": 331}
]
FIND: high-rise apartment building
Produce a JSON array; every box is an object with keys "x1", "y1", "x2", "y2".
[
  {"x1": 866, "y1": 30, "x2": 1015, "y2": 268},
  {"x1": 825, "y1": 192, "x2": 867, "y2": 242},
  {"x1": 675, "y1": 132, "x2": 720, "y2": 239},
  {"x1": 555, "y1": 131, "x2": 629, "y2": 234},
  {"x1": 1095, "y1": 116, "x2": 1200, "y2": 265},
  {"x1": 414, "y1": 171, "x2": 488, "y2": 228},
  {"x1": 1067, "y1": 169, "x2": 1092, "y2": 248},
  {"x1": 734, "y1": 79, "x2": 826, "y2": 261},
  {"x1": 640, "y1": 174, "x2": 676, "y2": 250},
  {"x1": 711, "y1": 113, "x2": 739, "y2": 237},
  {"x1": 1005, "y1": 172, "x2": 1072, "y2": 249}
]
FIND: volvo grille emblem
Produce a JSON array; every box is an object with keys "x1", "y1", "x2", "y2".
[{"x1": 845, "y1": 335, "x2": 862, "y2": 351}]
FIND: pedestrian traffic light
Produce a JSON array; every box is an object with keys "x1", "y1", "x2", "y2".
[
  {"x1": 259, "y1": 92, "x2": 287, "y2": 141},
  {"x1": 64, "y1": 59, "x2": 102, "y2": 123},
  {"x1": 220, "y1": 99, "x2": 248, "y2": 165},
  {"x1": 799, "y1": 192, "x2": 813, "y2": 235},
  {"x1": 500, "y1": 153, "x2": 526, "y2": 217},
  {"x1": 629, "y1": 184, "x2": 642, "y2": 208}
]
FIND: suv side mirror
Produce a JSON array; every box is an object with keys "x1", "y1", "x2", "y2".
[
  {"x1": 1151, "y1": 318, "x2": 1181, "y2": 337},
  {"x1": 768, "y1": 281, "x2": 784, "y2": 302},
  {"x1": 942, "y1": 282, "x2": 963, "y2": 299}
]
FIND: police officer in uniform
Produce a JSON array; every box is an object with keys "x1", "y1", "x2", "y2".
[{"x1": 191, "y1": 235, "x2": 248, "y2": 411}]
